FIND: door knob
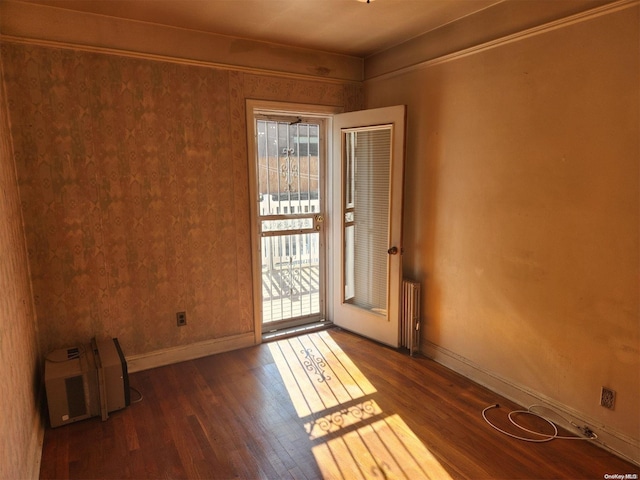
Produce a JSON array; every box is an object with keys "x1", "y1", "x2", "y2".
[{"x1": 387, "y1": 246, "x2": 398, "y2": 255}]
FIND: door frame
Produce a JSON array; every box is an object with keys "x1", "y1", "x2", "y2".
[{"x1": 246, "y1": 100, "x2": 342, "y2": 343}]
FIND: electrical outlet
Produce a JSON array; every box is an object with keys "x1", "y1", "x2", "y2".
[
  {"x1": 176, "y1": 311, "x2": 187, "y2": 327},
  {"x1": 600, "y1": 387, "x2": 615, "y2": 410},
  {"x1": 581, "y1": 426, "x2": 595, "y2": 438}
]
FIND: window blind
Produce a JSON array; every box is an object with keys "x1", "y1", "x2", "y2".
[{"x1": 343, "y1": 127, "x2": 392, "y2": 313}]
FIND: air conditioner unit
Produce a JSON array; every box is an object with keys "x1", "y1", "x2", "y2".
[{"x1": 45, "y1": 338, "x2": 130, "y2": 428}]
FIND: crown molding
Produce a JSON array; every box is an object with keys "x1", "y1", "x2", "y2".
[
  {"x1": 365, "y1": 0, "x2": 638, "y2": 81},
  {"x1": 0, "y1": 0, "x2": 363, "y2": 84}
]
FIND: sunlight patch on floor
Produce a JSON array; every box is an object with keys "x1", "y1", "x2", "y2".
[
  {"x1": 312, "y1": 414, "x2": 451, "y2": 480},
  {"x1": 269, "y1": 331, "x2": 453, "y2": 480},
  {"x1": 269, "y1": 330, "x2": 376, "y2": 418},
  {"x1": 306, "y1": 399, "x2": 383, "y2": 440}
]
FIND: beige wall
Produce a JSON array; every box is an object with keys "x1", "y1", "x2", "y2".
[
  {"x1": 366, "y1": 4, "x2": 639, "y2": 447},
  {"x1": 0, "y1": 61, "x2": 42, "y2": 479},
  {"x1": 1, "y1": 42, "x2": 362, "y2": 359}
]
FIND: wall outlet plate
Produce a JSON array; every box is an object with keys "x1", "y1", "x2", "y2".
[
  {"x1": 176, "y1": 311, "x2": 187, "y2": 327},
  {"x1": 600, "y1": 387, "x2": 615, "y2": 409}
]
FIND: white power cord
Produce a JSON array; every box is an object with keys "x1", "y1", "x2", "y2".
[{"x1": 482, "y1": 404, "x2": 598, "y2": 443}]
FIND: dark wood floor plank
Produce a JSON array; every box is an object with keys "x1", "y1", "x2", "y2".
[
  {"x1": 39, "y1": 424, "x2": 69, "y2": 480},
  {"x1": 39, "y1": 328, "x2": 638, "y2": 479}
]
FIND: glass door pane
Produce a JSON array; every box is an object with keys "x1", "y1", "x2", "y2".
[
  {"x1": 260, "y1": 232, "x2": 320, "y2": 322},
  {"x1": 257, "y1": 119, "x2": 324, "y2": 328},
  {"x1": 343, "y1": 127, "x2": 392, "y2": 315}
]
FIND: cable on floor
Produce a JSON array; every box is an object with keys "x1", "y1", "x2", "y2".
[
  {"x1": 482, "y1": 404, "x2": 598, "y2": 443},
  {"x1": 130, "y1": 386, "x2": 143, "y2": 403}
]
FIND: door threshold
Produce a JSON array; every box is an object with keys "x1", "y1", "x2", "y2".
[{"x1": 262, "y1": 321, "x2": 334, "y2": 342}]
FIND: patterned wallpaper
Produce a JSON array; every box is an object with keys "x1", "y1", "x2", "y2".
[
  {"x1": 1, "y1": 42, "x2": 362, "y2": 358},
  {"x1": 0, "y1": 60, "x2": 42, "y2": 479}
]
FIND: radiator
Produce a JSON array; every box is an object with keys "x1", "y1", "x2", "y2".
[{"x1": 401, "y1": 279, "x2": 421, "y2": 356}]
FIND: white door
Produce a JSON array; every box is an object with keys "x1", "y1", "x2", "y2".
[{"x1": 330, "y1": 105, "x2": 406, "y2": 347}]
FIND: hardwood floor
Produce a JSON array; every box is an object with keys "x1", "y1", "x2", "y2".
[{"x1": 40, "y1": 328, "x2": 638, "y2": 479}]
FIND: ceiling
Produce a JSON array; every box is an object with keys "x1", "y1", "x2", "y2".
[{"x1": 20, "y1": 0, "x2": 502, "y2": 57}]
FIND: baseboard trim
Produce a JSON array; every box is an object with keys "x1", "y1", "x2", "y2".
[
  {"x1": 28, "y1": 383, "x2": 45, "y2": 480},
  {"x1": 422, "y1": 340, "x2": 640, "y2": 467},
  {"x1": 29, "y1": 418, "x2": 44, "y2": 480},
  {"x1": 126, "y1": 333, "x2": 256, "y2": 373}
]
